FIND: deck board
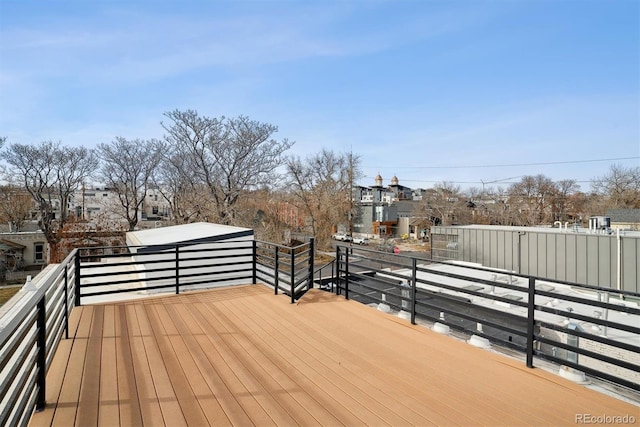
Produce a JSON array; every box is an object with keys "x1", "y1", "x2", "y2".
[{"x1": 31, "y1": 285, "x2": 638, "y2": 427}]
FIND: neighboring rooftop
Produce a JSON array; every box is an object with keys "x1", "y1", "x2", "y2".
[
  {"x1": 607, "y1": 209, "x2": 640, "y2": 224},
  {"x1": 30, "y1": 285, "x2": 637, "y2": 426},
  {"x1": 126, "y1": 222, "x2": 253, "y2": 247}
]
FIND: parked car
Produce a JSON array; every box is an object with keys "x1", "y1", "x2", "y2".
[
  {"x1": 352, "y1": 237, "x2": 369, "y2": 245},
  {"x1": 332, "y1": 233, "x2": 352, "y2": 242}
]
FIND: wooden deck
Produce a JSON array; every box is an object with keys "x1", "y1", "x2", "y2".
[{"x1": 30, "y1": 285, "x2": 637, "y2": 426}]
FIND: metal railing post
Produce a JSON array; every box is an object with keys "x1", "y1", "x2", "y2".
[
  {"x1": 526, "y1": 277, "x2": 536, "y2": 368},
  {"x1": 290, "y1": 246, "x2": 295, "y2": 304},
  {"x1": 74, "y1": 251, "x2": 81, "y2": 307},
  {"x1": 64, "y1": 263, "x2": 69, "y2": 340},
  {"x1": 274, "y1": 247, "x2": 279, "y2": 295},
  {"x1": 36, "y1": 296, "x2": 47, "y2": 411},
  {"x1": 308, "y1": 238, "x2": 315, "y2": 290},
  {"x1": 252, "y1": 240, "x2": 257, "y2": 284},
  {"x1": 411, "y1": 258, "x2": 417, "y2": 325},
  {"x1": 335, "y1": 246, "x2": 340, "y2": 295},
  {"x1": 175, "y1": 244, "x2": 180, "y2": 294},
  {"x1": 345, "y1": 247, "x2": 350, "y2": 300}
]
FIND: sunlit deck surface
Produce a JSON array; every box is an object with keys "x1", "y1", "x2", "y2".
[{"x1": 30, "y1": 285, "x2": 636, "y2": 426}]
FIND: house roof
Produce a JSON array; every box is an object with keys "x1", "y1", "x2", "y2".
[
  {"x1": 606, "y1": 209, "x2": 640, "y2": 223},
  {"x1": 0, "y1": 239, "x2": 26, "y2": 251},
  {"x1": 126, "y1": 222, "x2": 254, "y2": 247}
]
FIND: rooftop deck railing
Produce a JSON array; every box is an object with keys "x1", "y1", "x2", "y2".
[
  {"x1": 3, "y1": 237, "x2": 637, "y2": 425},
  {"x1": 333, "y1": 244, "x2": 640, "y2": 393},
  {"x1": 0, "y1": 250, "x2": 77, "y2": 427},
  {"x1": 0, "y1": 238, "x2": 314, "y2": 426}
]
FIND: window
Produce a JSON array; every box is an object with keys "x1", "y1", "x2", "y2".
[
  {"x1": 152, "y1": 206, "x2": 159, "y2": 215},
  {"x1": 34, "y1": 243, "x2": 44, "y2": 263}
]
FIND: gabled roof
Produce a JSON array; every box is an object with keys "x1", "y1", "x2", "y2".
[
  {"x1": 606, "y1": 209, "x2": 640, "y2": 223},
  {"x1": 0, "y1": 239, "x2": 26, "y2": 251}
]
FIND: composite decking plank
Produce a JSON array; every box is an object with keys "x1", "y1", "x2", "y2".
[
  {"x1": 29, "y1": 305, "x2": 84, "y2": 427},
  {"x1": 292, "y1": 291, "x2": 544, "y2": 423},
  {"x1": 114, "y1": 304, "x2": 143, "y2": 427},
  {"x1": 137, "y1": 305, "x2": 188, "y2": 427},
  {"x1": 250, "y1": 291, "x2": 467, "y2": 425},
  {"x1": 197, "y1": 291, "x2": 387, "y2": 426},
  {"x1": 285, "y1": 292, "x2": 515, "y2": 425},
  {"x1": 203, "y1": 301, "x2": 333, "y2": 427},
  {"x1": 186, "y1": 300, "x2": 284, "y2": 426},
  {"x1": 144, "y1": 303, "x2": 213, "y2": 427},
  {"x1": 166, "y1": 302, "x2": 257, "y2": 426},
  {"x1": 127, "y1": 305, "x2": 166, "y2": 426},
  {"x1": 191, "y1": 301, "x2": 298, "y2": 426},
  {"x1": 97, "y1": 305, "x2": 119, "y2": 427},
  {"x1": 97, "y1": 336, "x2": 119, "y2": 427},
  {"x1": 307, "y1": 292, "x2": 624, "y2": 425},
  {"x1": 49, "y1": 306, "x2": 94, "y2": 427},
  {"x1": 214, "y1": 295, "x2": 375, "y2": 427},
  {"x1": 295, "y1": 290, "x2": 637, "y2": 424},
  {"x1": 295, "y1": 292, "x2": 570, "y2": 425},
  {"x1": 32, "y1": 285, "x2": 639, "y2": 427},
  {"x1": 75, "y1": 305, "x2": 104, "y2": 427},
  {"x1": 226, "y1": 291, "x2": 440, "y2": 426},
  {"x1": 28, "y1": 340, "x2": 73, "y2": 427}
]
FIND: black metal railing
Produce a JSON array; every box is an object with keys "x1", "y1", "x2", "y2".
[
  {"x1": 1, "y1": 237, "x2": 315, "y2": 425},
  {"x1": 0, "y1": 250, "x2": 77, "y2": 427},
  {"x1": 332, "y1": 244, "x2": 640, "y2": 393},
  {"x1": 76, "y1": 238, "x2": 314, "y2": 305},
  {"x1": 254, "y1": 239, "x2": 315, "y2": 303}
]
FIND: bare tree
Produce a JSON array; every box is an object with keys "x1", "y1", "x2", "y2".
[
  {"x1": 0, "y1": 185, "x2": 33, "y2": 231},
  {"x1": 286, "y1": 149, "x2": 361, "y2": 247},
  {"x1": 97, "y1": 137, "x2": 164, "y2": 231},
  {"x1": 161, "y1": 110, "x2": 293, "y2": 225},
  {"x1": 551, "y1": 179, "x2": 580, "y2": 222},
  {"x1": 2, "y1": 141, "x2": 97, "y2": 261},
  {"x1": 592, "y1": 164, "x2": 640, "y2": 209},
  {"x1": 413, "y1": 181, "x2": 471, "y2": 227},
  {"x1": 507, "y1": 175, "x2": 557, "y2": 225}
]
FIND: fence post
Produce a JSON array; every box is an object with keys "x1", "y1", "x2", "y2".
[
  {"x1": 64, "y1": 263, "x2": 69, "y2": 340},
  {"x1": 74, "y1": 251, "x2": 81, "y2": 307},
  {"x1": 175, "y1": 244, "x2": 180, "y2": 295},
  {"x1": 345, "y1": 247, "x2": 350, "y2": 300},
  {"x1": 252, "y1": 240, "x2": 257, "y2": 284},
  {"x1": 308, "y1": 238, "x2": 315, "y2": 290},
  {"x1": 411, "y1": 258, "x2": 417, "y2": 325},
  {"x1": 335, "y1": 246, "x2": 340, "y2": 295},
  {"x1": 274, "y1": 246, "x2": 279, "y2": 295},
  {"x1": 526, "y1": 277, "x2": 536, "y2": 368},
  {"x1": 36, "y1": 295, "x2": 47, "y2": 411},
  {"x1": 290, "y1": 246, "x2": 295, "y2": 304}
]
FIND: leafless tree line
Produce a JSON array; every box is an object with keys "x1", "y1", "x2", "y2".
[
  {"x1": 0, "y1": 122, "x2": 638, "y2": 260},
  {"x1": 413, "y1": 166, "x2": 640, "y2": 228}
]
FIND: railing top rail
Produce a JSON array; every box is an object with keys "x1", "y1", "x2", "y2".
[
  {"x1": 338, "y1": 244, "x2": 640, "y2": 298},
  {"x1": 0, "y1": 249, "x2": 77, "y2": 345},
  {"x1": 256, "y1": 239, "x2": 311, "y2": 251},
  {"x1": 79, "y1": 238, "x2": 255, "y2": 253}
]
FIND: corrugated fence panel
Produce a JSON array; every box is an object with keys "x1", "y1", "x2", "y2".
[
  {"x1": 622, "y1": 237, "x2": 639, "y2": 293},
  {"x1": 586, "y1": 235, "x2": 600, "y2": 286},
  {"x1": 431, "y1": 226, "x2": 640, "y2": 293},
  {"x1": 566, "y1": 234, "x2": 577, "y2": 283}
]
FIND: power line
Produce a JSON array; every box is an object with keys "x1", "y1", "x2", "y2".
[
  {"x1": 361, "y1": 175, "x2": 597, "y2": 186},
  {"x1": 369, "y1": 156, "x2": 639, "y2": 170}
]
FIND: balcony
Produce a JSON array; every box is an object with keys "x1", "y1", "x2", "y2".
[{"x1": 0, "y1": 238, "x2": 638, "y2": 426}]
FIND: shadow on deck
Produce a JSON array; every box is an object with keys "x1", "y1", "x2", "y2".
[{"x1": 30, "y1": 285, "x2": 637, "y2": 426}]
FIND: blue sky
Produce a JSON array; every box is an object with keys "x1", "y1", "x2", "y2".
[{"x1": 1, "y1": 0, "x2": 638, "y2": 191}]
